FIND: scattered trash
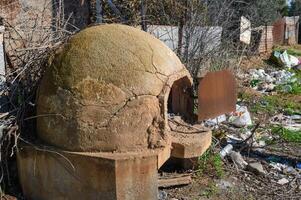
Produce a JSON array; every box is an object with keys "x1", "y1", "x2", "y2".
[
  {"x1": 158, "y1": 190, "x2": 168, "y2": 200},
  {"x1": 272, "y1": 50, "x2": 300, "y2": 69},
  {"x1": 250, "y1": 69, "x2": 276, "y2": 84},
  {"x1": 249, "y1": 69, "x2": 297, "y2": 93},
  {"x1": 247, "y1": 162, "x2": 266, "y2": 175},
  {"x1": 229, "y1": 151, "x2": 248, "y2": 169},
  {"x1": 269, "y1": 162, "x2": 289, "y2": 172},
  {"x1": 204, "y1": 104, "x2": 253, "y2": 129},
  {"x1": 283, "y1": 166, "x2": 297, "y2": 175},
  {"x1": 253, "y1": 140, "x2": 266, "y2": 148},
  {"x1": 228, "y1": 105, "x2": 252, "y2": 127},
  {"x1": 205, "y1": 114, "x2": 227, "y2": 127},
  {"x1": 257, "y1": 82, "x2": 275, "y2": 92},
  {"x1": 294, "y1": 64, "x2": 301, "y2": 71},
  {"x1": 270, "y1": 114, "x2": 301, "y2": 131},
  {"x1": 202, "y1": 53, "x2": 301, "y2": 197},
  {"x1": 277, "y1": 178, "x2": 289, "y2": 185},
  {"x1": 271, "y1": 70, "x2": 296, "y2": 85},
  {"x1": 220, "y1": 144, "x2": 233, "y2": 158},
  {"x1": 217, "y1": 179, "x2": 234, "y2": 190},
  {"x1": 239, "y1": 130, "x2": 252, "y2": 141}
]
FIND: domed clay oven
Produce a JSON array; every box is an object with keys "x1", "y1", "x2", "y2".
[
  {"x1": 17, "y1": 24, "x2": 211, "y2": 200},
  {"x1": 36, "y1": 24, "x2": 192, "y2": 153}
]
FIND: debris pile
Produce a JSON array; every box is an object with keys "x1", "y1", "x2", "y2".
[
  {"x1": 270, "y1": 114, "x2": 301, "y2": 131},
  {"x1": 204, "y1": 104, "x2": 252, "y2": 128},
  {"x1": 248, "y1": 68, "x2": 299, "y2": 93},
  {"x1": 201, "y1": 51, "x2": 301, "y2": 198},
  {"x1": 272, "y1": 50, "x2": 301, "y2": 69}
]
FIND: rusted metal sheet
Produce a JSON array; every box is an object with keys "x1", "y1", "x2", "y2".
[{"x1": 198, "y1": 70, "x2": 236, "y2": 121}]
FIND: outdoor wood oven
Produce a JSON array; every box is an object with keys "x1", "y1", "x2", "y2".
[{"x1": 17, "y1": 24, "x2": 212, "y2": 200}]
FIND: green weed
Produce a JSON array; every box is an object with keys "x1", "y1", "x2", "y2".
[
  {"x1": 286, "y1": 48, "x2": 301, "y2": 57},
  {"x1": 200, "y1": 183, "x2": 219, "y2": 198},
  {"x1": 273, "y1": 46, "x2": 301, "y2": 57},
  {"x1": 275, "y1": 72, "x2": 301, "y2": 95},
  {"x1": 250, "y1": 95, "x2": 301, "y2": 115},
  {"x1": 197, "y1": 149, "x2": 224, "y2": 178},
  {"x1": 272, "y1": 126, "x2": 301, "y2": 144},
  {"x1": 238, "y1": 91, "x2": 253, "y2": 102}
]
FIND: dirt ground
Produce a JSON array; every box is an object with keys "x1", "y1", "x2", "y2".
[
  {"x1": 4, "y1": 50, "x2": 301, "y2": 200},
  {"x1": 161, "y1": 51, "x2": 301, "y2": 200}
]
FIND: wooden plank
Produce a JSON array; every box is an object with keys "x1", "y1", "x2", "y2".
[{"x1": 158, "y1": 175, "x2": 192, "y2": 188}]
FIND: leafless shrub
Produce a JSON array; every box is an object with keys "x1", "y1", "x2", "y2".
[
  {"x1": 88, "y1": 1, "x2": 253, "y2": 78},
  {"x1": 0, "y1": 0, "x2": 75, "y2": 194},
  {"x1": 0, "y1": 0, "x2": 285, "y2": 196}
]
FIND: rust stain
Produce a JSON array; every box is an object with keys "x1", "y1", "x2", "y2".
[{"x1": 198, "y1": 70, "x2": 236, "y2": 121}]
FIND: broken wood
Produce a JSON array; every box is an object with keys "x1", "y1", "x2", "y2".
[{"x1": 158, "y1": 174, "x2": 192, "y2": 188}]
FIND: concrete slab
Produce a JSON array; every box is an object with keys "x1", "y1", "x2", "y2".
[
  {"x1": 171, "y1": 130, "x2": 212, "y2": 159},
  {"x1": 17, "y1": 144, "x2": 158, "y2": 200}
]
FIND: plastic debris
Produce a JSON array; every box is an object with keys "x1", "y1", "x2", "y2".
[
  {"x1": 158, "y1": 191, "x2": 168, "y2": 200},
  {"x1": 269, "y1": 162, "x2": 288, "y2": 172},
  {"x1": 283, "y1": 166, "x2": 297, "y2": 175},
  {"x1": 273, "y1": 50, "x2": 300, "y2": 69},
  {"x1": 271, "y1": 70, "x2": 296, "y2": 85},
  {"x1": 270, "y1": 114, "x2": 301, "y2": 131},
  {"x1": 220, "y1": 144, "x2": 233, "y2": 158},
  {"x1": 229, "y1": 151, "x2": 248, "y2": 169},
  {"x1": 277, "y1": 178, "x2": 289, "y2": 185},
  {"x1": 217, "y1": 180, "x2": 234, "y2": 190},
  {"x1": 249, "y1": 69, "x2": 296, "y2": 93},
  {"x1": 247, "y1": 162, "x2": 266, "y2": 175},
  {"x1": 205, "y1": 114, "x2": 227, "y2": 127},
  {"x1": 228, "y1": 105, "x2": 252, "y2": 127}
]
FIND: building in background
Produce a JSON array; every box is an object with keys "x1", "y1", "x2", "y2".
[{"x1": 273, "y1": 16, "x2": 299, "y2": 45}]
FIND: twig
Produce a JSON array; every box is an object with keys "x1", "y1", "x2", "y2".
[{"x1": 238, "y1": 123, "x2": 260, "y2": 152}]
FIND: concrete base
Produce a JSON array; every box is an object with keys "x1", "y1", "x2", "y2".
[
  {"x1": 160, "y1": 130, "x2": 212, "y2": 171},
  {"x1": 167, "y1": 130, "x2": 211, "y2": 170},
  {"x1": 171, "y1": 130, "x2": 212, "y2": 159},
  {"x1": 17, "y1": 144, "x2": 158, "y2": 200}
]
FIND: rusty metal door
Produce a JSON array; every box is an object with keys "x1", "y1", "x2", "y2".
[{"x1": 198, "y1": 70, "x2": 236, "y2": 121}]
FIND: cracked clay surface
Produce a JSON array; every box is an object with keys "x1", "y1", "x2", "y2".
[{"x1": 37, "y1": 24, "x2": 192, "y2": 152}]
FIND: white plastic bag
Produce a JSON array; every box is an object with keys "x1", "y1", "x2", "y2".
[
  {"x1": 205, "y1": 114, "x2": 226, "y2": 126},
  {"x1": 229, "y1": 105, "x2": 252, "y2": 127},
  {"x1": 279, "y1": 50, "x2": 299, "y2": 68},
  {"x1": 289, "y1": 55, "x2": 299, "y2": 67}
]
